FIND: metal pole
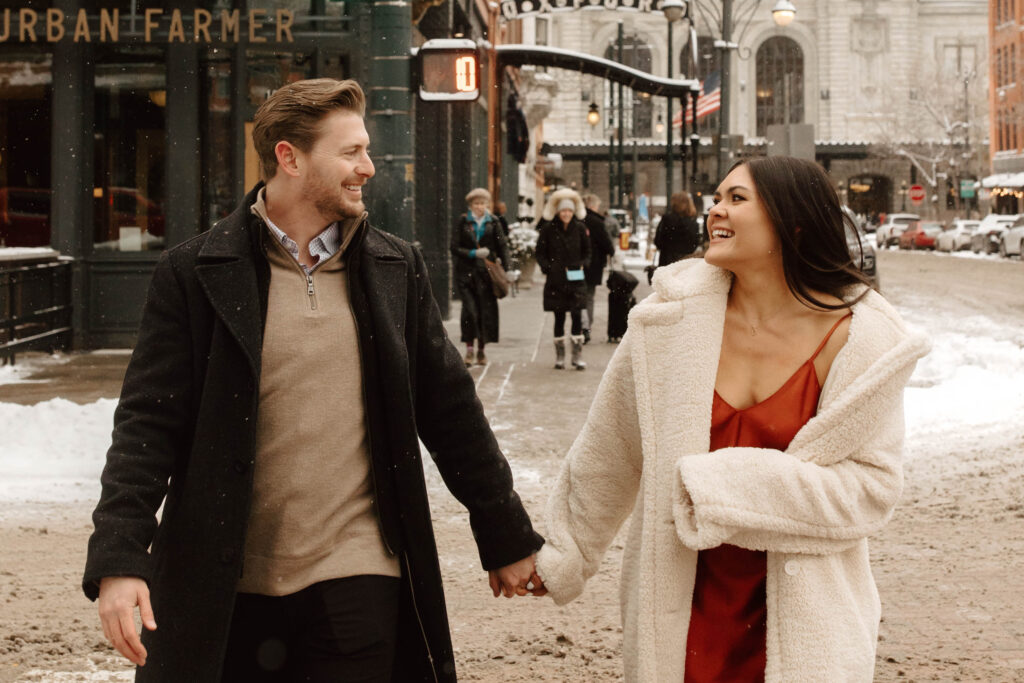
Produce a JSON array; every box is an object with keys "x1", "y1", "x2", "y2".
[
  {"x1": 717, "y1": 0, "x2": 732, "y2": 183},
  {"x1": 963, "y1": 75, "x2": 971, "y2": 215},
  {"x1": 487, "y1": 4, "x2": 501, "y2": 200},
  {"x1": 617, "y1": 22, "x2": 625, "y2": 209},
  {"x1": 609, "y1": 133, "x2": 616, "y2": 210},
  {"x1": 692, "y1": 91, "x2": 699, "y2": 186},
  {"x1": 666, "y1": 18, "x2": 673, "y2": 204}
]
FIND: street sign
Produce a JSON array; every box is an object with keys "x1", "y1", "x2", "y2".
[
  {"x1": 960, "y1": 180, "x2": 976, "y2": 199},
  {"x1": 909, "y1": 184, "x2": 926, "y2": 205},
  {"x1": 417, "y1": 39, "x2": 481, "y2": 102}
]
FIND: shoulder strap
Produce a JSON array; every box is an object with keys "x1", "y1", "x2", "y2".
[{"x1": 809, "y1": 312, "x2": 853, "y2": 361}]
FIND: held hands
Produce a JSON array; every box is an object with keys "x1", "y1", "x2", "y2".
[
  {"x1": 488, "y1": 553, "x2": 547, "y2": 598},
  {"x1": 97, "y1": 576, "x2": 157, "y2": 667},
  {"x1": 475, "y1": 247, "x2": 491, "y2": 260}
]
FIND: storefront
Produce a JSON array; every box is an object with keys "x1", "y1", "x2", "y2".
[
  {"x1": 1, "y1": 1, "x2": 354, "y2": 347},
  {"x1": 981, "y1": 172, "x2": 1024, "y2": 214}
]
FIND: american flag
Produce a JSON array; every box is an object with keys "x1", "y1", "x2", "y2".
[{"x1": 673, "y1": 71, "x2": 721, "y2": 127}]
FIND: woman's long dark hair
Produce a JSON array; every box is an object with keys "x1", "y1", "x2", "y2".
[{"x1": 735, "y1": 156, "x2": 872, "y2": 310}]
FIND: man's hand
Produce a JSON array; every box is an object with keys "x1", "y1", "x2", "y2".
[
  {"x1": 98, "y1": 576, "x2": 157, "y2": 667},
  {"x1": 488, "y1": 554, "x2": 547, "y2": 598},
  {"x1": 475, "y1": 247, "x2": 491, "y2": 260}
]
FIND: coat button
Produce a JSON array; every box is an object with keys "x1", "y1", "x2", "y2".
[
  {"x1": 233, "y1": 459, "x2": 248, "y2": 474},
  {"x1": 784, "y1": 560, "x2": 799, "y2": 576},
  {"x1": 220, "y1": 548, "x2": 236, "y2": 564}
]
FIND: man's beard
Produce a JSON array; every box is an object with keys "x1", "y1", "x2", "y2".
[{"x1": 303, "y1": 168, "x2": 364, "y2": 222}]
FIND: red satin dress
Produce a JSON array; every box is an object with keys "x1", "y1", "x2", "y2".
[{"x1": 684, "y1": 313, "x2": 851, "y2": 683}]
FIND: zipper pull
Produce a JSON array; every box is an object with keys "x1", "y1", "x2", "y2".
[{"x1": 306, "y1": 273, "x2": 317, "y2": 310}]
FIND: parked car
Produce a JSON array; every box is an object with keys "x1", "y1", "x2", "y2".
[
  {"x1": 935, "y1": 219, "x2": 980, "y2": 252},
  {"x1": 0, "y1": 187, "x2": 51, "y2": 247},
  {"x1": 999, "y1": 214, "x2": 1024, "y2": 258},
  {"x1": 971, "y1": 213, "x2": 1019, "y2": 254},
  {"x1": 898, "y1": 221, "x2": 943, "y2": 250},
  {"x1": 876, "y1": 213, "x2": 920, "y2": 248},
  {"x1": 843, "y1": 207, "x2": 879, "y2": 290}
]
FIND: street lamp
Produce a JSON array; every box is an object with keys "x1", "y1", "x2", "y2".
[
  {"x1": 587, "y1": 102, "x2": 600, "y2": 127},
  {"x1": 771, "y1": 0, "x2": 797, "y2": 27},
  {"x1": 663, "y1": 0, "x2": 687, "y2": 205},
  {"x1": 655, "y1": 112, "x2": 665, "y2": 134},
  {"x1": 715, "y1": 0, "x2": 796, "y2": 183}
]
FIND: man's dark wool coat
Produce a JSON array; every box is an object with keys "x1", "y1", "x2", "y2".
[{"x1": 83, "y1": 184, "x2": 544, "y2": 682}]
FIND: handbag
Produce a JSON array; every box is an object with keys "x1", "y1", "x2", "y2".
[
  {"x1": 472, "y1": 224, "x2": 510, "y2": 299},
  {"x1": 484, "y1": 258, "x2": 510, "y2": 299}
]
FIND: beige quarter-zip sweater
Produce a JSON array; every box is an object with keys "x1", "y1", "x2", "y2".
[{"x1": 237, "y1": 206, "x2": 400, "y2": 596}]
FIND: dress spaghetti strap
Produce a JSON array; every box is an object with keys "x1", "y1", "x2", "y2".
[{"x1": 809, "y1": 312, "x2": 853, "y2": 362}]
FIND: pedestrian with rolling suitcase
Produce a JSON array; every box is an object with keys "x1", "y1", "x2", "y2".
[{"x1": 606, "y1": 268, "x2": 638, "y2": 342}]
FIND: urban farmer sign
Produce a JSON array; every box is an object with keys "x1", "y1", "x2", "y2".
[{"x1": 0, "y1": 8, "x2": 295, "y2": 43}]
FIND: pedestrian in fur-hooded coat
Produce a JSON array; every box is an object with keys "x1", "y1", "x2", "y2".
[
  {"x1": 536, "y1": 258, "x2": 930, "y2": 682},
  {"x1": 535, "y1": 188, "x2": 590, "y2": 313}
]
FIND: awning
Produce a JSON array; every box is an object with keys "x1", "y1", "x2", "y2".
[{"x1": 981, "y1": 172, "x2": 1024, "y2": 188}]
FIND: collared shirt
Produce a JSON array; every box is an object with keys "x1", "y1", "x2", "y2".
[
  {"x1": 264, "y1": 216, "x2": 340, "y2": 274},
  {"x1": 251, "y1": 188, "x2": 341, "y2": 274}
]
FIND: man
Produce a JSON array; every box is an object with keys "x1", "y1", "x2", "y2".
[
  {"x1": 493, "y1": 199, "x2": 511, "y2": 238},
  {"x1": 83, "y1": 79, "x2": 544, "y2": 682},
  {"x1": 580, "y1": 193, "x2": 615, "y2": 344}
]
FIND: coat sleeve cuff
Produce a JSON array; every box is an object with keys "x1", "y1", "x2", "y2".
[
  {"x1": 535, "y1": 543, "x2": 584, "y2": 606},
  {"x1": 469, "y1": 495, "x2": 545, "y2": 571},
  {"x1": 673, "y1": 455, "x2": 735, "y2": 550}
]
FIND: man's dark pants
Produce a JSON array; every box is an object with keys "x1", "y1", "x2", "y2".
[{"x1": 221, "y1": 575, "x2": 400, "y2": 682}]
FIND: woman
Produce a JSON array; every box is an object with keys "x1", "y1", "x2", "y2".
[
  {"x1": 450, "y1": 187, "x2": 510, "y2": 366},
  {"x1": 535, "y1": 188, "x2": 591, "y2": 370},
  {"x1": 536, "y1": 157, "x2": 929, "y2": 682},
  {"x1": 654, "y1": 190, "x2": 701, "y2": 267}
]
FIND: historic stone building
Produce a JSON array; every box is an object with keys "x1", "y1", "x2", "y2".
[{"x1": 510, "y1": 0, "x2": 989, "y2": 221}]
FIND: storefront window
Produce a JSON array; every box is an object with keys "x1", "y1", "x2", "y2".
[
  {"x1": 93, "y1": 58, "x2": 166, "y2": 252},
  {"x1": 0, "y1": 54, "x2": 53, "y2": 249}
]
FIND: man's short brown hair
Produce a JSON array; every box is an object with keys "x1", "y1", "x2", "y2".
[{"x1": 252, "y1": 78, "x2": 366, "y2": 181}]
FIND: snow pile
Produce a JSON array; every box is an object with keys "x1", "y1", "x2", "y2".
[
  {"x1": 901, "y1": 309, "x2": 1024, "y2": 450},
  {"x1": 0, "y1": 246, "x2": 60, "y2": 260},
  {"x1": 0, "y1": 352, "x2": 71, "y2": 385},
  {"x1": 0, "y1": 398, "x2": 116, "y2": 504}
]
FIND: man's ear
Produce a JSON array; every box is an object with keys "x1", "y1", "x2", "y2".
[{"x1": 274, "y1": 141, "x2": 302, "y2": 178}]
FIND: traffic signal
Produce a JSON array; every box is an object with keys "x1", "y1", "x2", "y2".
[{"x1": 417, "y1": 39, "x2": 481, "y2": 102}]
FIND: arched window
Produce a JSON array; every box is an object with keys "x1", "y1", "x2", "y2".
[
  {"x1": 604, "y1": 37, "x2": 653, "y2": 138},
  {"x1": 755, "y1": 37, "x2": 804, "y2": 137}
]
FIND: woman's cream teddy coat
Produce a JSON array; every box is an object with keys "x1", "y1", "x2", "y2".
[{"x1": 536, "y1": 259, "x2": 930, "y2": 682}]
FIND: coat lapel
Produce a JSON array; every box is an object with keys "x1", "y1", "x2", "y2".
[{"x1": 194, "y1": 198, "x2": 264, "y2": 379}]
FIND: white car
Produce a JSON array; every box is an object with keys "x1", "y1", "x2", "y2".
[
  {"x1": 971, "y1": 213, "x2": 1019, "y2": 254},
  {"x1": 935, "y1": 219, "x2": 980, "y2": 252},
  {"x1": 876, "y1": 213, "x2": 920, "y2": 249},
  {"x1": 999, "y1": 215, "x2": 1024, "y2": 258}
]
